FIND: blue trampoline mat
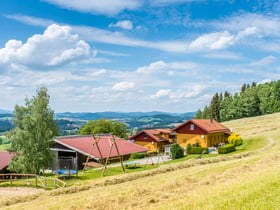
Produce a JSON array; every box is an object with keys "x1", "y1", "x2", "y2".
[{"x1": 57, "y1": 169, "x2": 78, "y2": 175}]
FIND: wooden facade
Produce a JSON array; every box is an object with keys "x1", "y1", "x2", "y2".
[
  {"x1": 129, "y1": 129, "x2": 174, "y2": 153},
  {"x1": 173, "y1": 119, "x2": 231, "y2": 148}
]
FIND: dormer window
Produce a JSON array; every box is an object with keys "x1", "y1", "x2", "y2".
[
  {"x1": 144, "y1": 133, "x2": 147, "y2": 139},
  {"x1": 190, "y1": 124, "x2": 194, "y2": 130}
]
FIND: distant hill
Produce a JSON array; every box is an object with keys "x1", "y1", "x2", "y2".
[
  {"x1": 0, "y1": 109, "x2": 12, "y2": 114},
  {"x1": 55, "y1": 111, "x2": 195, "y2": 121},
  {"x1": 0, "y1": 111, "x2": 196, "y2": 134}
]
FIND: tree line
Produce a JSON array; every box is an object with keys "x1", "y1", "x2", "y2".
[{"x1": 195, "y1": 80, "x2": 280, "y2": 122}]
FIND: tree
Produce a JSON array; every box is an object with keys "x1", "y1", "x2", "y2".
[
  {"x1": 79, "y1": 119, "x2": 128, "y2": 138},
  {"x1": 6, "y1": 87, "x2": 58, "y2": 174},
  {"x1": 195, "y1": 109, "x2": 203, "y2": 119}
]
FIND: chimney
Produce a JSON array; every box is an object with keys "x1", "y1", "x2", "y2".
[{"x1": 210, "y1": 118, "x2": 213, "y2": 123}]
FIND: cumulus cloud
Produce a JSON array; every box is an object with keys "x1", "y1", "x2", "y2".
[
  {"x1": 150, "y1": 85, "x2": 204, "y2": 100},
  {"x1": 150, "y1": 89, "x2": 171, "y2": 99},
  {"x1": 42, "y1": 0, "x2": 142, "y2": 16},
  {"x1": 0, "y1": 24, "x2": 94, "y2": 69},
  {"x1": 112, "y1": 81, "x2": 135, "y2": 91},
  {"x1": 109, "y1": 20, "x2": 133, "y2": 30},
  {"x1": 190, "y1": 31, "x2": 235, "y2": 50}
]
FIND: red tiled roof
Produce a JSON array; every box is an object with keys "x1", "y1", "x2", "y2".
[
  {"x1": 0, "y1": 151, "x2": 14, "y2": 170},
  {"x1": 173, "y1": 119, "x2": 231, "y2": 134},
  {"x1": 129, "y1": 129, "x2": 172, "y2": 142},
  {"x1": 55, "y1": 135, "x2": 149, "y2": 159}
]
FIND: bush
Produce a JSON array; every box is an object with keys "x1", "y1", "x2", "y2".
[
  {"x1": 218, "y1": 144, "x2": 236, "y2": 154},
  {"x1": 228, "y1": 133, "x2": 243, "y2": 146},
  {"x1": 130, "y1": 152, "x2": 147, "y2": 159},
  {"x1": 170, "y1": 144, "x2": 184, "y2": 159},
  {"x1": 189, "y1": 147, "x2": 209, "y2": 154}
]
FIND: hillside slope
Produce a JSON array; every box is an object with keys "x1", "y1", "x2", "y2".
[{"x1": 1, "y1": 113, "x2": 280, "y2": 210}]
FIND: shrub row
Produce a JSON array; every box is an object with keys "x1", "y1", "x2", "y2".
[
  {"x1": 218, "y1": 144, "x2": 236, "y2": 154},
  {"x1": 130, "y1": 152, "x2": 147, "y2": 159},
  {"x1": 189, "y1": 147, "x2": 209, "y2": 154}
]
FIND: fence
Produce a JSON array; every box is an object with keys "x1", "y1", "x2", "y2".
[{"x1": 0, "y1": 173, "x2": 66, "y2": 189}]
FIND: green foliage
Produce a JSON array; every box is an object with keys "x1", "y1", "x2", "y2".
[
  {"x1": 189, "y1": 146, "x2": 209, "y2": 154},
  {"x1": 186, "y1": 144, "x2": 192, "y2": 154},
  {"x1": 0, "y1": 137, "x2": 2, "y2": 145},
  {"x1": 6, "y1": 87, "x2": 59, "y2": 174},
  {"x1": 170, "y1": 144, "x2": 184, "y2": 159},
  {"x1": 79, "y1": 119, "x2": 128, "y2": 138},
  {"x1": 218, "y1": 144, "x2": 236, "y2": 154},
  {"x1": 131, "y1": 152, "x2": 147, "y2": 159},
  {"x1": 228, "y1": 133, "x2": 243, "y2": 146},
  {"x1": 197, "y1": 80, "x2": 280, "y2": 122}
]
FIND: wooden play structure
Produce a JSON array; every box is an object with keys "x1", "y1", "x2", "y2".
[{"x1": 83, "y1": 135, "x2": 126, "y2": 176}]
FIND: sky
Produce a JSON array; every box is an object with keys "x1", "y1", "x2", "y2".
[{"x1": 0, "y1": 0, "x2": 280, "y2": 113}]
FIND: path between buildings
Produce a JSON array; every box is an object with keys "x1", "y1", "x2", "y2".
[{"x1": 98, "y1": 155, "x2": 171, "y2": 169}]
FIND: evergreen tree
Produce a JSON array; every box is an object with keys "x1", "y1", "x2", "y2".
[
  {"x1": 6, "y1": 87, "x2": 58, "y2": 174},
  {"x1": 195, "y1": 109, "x2": 203, "y2": 119},
  {"x1": 210, "y1": 93, "x2": 220, "y2": 121}
]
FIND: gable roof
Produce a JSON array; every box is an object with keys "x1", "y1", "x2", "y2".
[
  {"x1": 172, "y1": 119, "x2": 231, "y2": 134},
  {"x1": 0, "y1": 151, "x2": 14, "y2": 171},
  {"x1": 129, "y1": 129, "x2": 172, "y2": 142},
  {"x1": 54, "y1": 134, "x2": 149, "y2": 160}
]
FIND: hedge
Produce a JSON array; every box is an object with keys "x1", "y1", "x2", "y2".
[
  {"x1": 189, "y1": 147, "x2": 209, "y2": 154},
  {"x1": 218, "y1": 144, "x2": 236, "y2": 154},
  {"x1": 131, "y1": 152, "x2": 147, "y2": 159}
]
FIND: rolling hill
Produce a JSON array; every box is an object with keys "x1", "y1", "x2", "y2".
[{"x1": 1, "y1": 113, "x2": 280, "y2": 209}]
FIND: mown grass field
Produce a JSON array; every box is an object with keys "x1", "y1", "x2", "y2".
[{"x1": 1, "y1": 113, "x2": 280, "y2": 209}]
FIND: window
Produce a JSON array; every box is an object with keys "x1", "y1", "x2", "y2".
[{"x1": 190, "y1": 124, "x2": 194, "y2": 130}]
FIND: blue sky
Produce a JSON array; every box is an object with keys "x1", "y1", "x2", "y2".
[{"x1": 0, "y1": 0, "x2": 279, "y2": 113}]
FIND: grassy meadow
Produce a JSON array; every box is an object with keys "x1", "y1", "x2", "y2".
[{"x1": 1, "y1": 113, "x2": 280, "y2": 209}]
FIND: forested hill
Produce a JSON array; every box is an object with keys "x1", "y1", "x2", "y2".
[{"x1": 196, "y1": 80, "x2": 280, "y2": 122}]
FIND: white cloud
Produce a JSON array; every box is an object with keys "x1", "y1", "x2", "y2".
[
  {"x1": 150, "y1": 89, "x2": 171, "y2": 99},
  {"x1": 249, "y1": 56, "x2": 276, "y2": 66},
  {"x1": 258, "y1": 79, "x2": 272, "y2": 85},
  {"x1": 203, "y1": 51, "x2": 241, "y2": 60},
  {"x1": 112, "y1": 81, "x2": 135, "y2": 91},
  {"x1": 150, "y1": 84, "x2": 204, "y2": 100},
  {"x1": 5, "y1": 15, "x2": 256, "y2": 53},
  {"x1": 150, "y1": 0, "x2": 204, "y2": 6},
  {"x1": 136, "y1": 61, "x2": 168, "y2": 73},
  {"x1": 97, "y1": 50, "x2": 128, "y2": 56},
  {"x1": 0, "y1": 24, "x2": 94, "y2": 69},
  {"x1": 190, "y1": 31, "x2": 235, "y2": 50},
  {"x1": 4, "y1": 14, "x2": 55, "y2": 27},
  {"x1": 109, "y1": 20, "x2": 133, "y2": 30},
  {"x1": 42, "y1": 0, "x2": 142, "y2": 16}
]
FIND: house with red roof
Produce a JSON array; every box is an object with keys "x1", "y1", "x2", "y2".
[
  {"x1": 0, "y1": 151, "x2": 14, "y2": 173},
  {"x1": 52, "y1": 134, "x2": 149, "y2": 170},
  {"x1": 172, "y1": 119, "x2": 231, "y2": 148},
  {"x1": 129, "y1": 129, "x2": 175, "y2": 153}
]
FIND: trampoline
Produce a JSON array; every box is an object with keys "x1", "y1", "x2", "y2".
[{"x1": 57, "y1": 169, "x2": 78, "y2": 176}]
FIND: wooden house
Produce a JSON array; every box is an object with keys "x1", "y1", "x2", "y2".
[
  {"x1": 172, "y1": 119, "x2": 231, "y2": 148},
  {"x1": 129, "y1": 129, "x2": 175, "y2": 153}
]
